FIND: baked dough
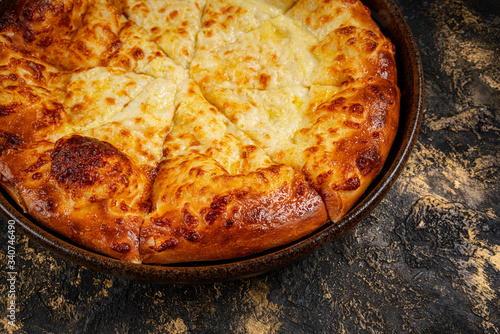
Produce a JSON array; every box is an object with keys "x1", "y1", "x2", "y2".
[{"x1": 0, "y1": 0, "x2": 399, "y2": 264}]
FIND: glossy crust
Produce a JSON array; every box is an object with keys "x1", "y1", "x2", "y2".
[
  {"x1": 0, "y1": 85, "x2": 65, "y2": 152},
  {"x1": 0, "y1": 33, "x2": 69, "y2": 152},
  {"x1": 0, "y1": 0, "x2": 399, "y2": 264},
  {"x1": 294, "y1": 77, "x2": 400, "y2": 220},
  {"x1": 142, "y1": 159, "x2": 327, "y2": 264},
  {"x1": 0, "y1": 0, "x2": 125, "y2": 71},
  {"x1": 0, "y1": 136, "x2": 151, "y2": 262}
]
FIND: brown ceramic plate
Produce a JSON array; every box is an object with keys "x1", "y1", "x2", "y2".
[{"x1": 0, "y1": 0, "x2": 423, "y2": 283}]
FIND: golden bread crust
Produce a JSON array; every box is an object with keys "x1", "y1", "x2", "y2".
[
  {"x1": 0, "y1": 0, "x2": 399, "y2": 264},
  {"x1": 0, "y1": 85, "x2": 66, "y2": 151},
  {"x1": 296, "y1": 77, "x2": 400, "y2": 220},
  {"x1": 142, "y1": 159, "x2": 327, "y2": 263},
  {"x1": 0, "y1": 136, "x2": 151, "y2": 262},
  {"x1": 1, "y1": 0, "x2": 125, "y2": 70}
]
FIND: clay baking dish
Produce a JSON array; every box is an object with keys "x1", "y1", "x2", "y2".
[{"x1": 0, "y1": 0, "x2": 423, "y2": 283}]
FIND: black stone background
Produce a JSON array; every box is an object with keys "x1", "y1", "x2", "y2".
[{"x1": 1, "y1": 0, "x2": 499, "y2": 332}]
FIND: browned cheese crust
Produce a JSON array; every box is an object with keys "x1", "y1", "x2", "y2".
[
  {"x1": 0, "y1": 33, "x2": 69, "y2": 152},
  {"x1": 295, "y1": 78, "x2": 400, "y2": 221},
  {"x1": 0, "y1": 136, "x2": 151, "y2": 262},
  {"x1": 0, "y1": 0, "x2": 125, "y2": 71},
  {"x1": 0, "y1": 0, "x2": 399, "y2": 264},
  {"x1": 142, "y1": 159, "x2": 327, "y2": 264}
]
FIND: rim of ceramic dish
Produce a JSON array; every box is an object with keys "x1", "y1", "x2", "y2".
[{"x1": 0, "y1": 0, "x2": 423, "y2": 283}]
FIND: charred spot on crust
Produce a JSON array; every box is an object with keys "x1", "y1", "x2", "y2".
[
  {"x1": 27, "y1": 155, "x2": 50, "y2": 173},
  {"x1": 363, "y1": 39, "x2": 378, "y2": 52},
  {"x1": 183, "y1": 230, "x2": 199, "y2": 242},
  {"x1": 296, "y1": 182, "x2": 307, "y2": 196},
  {"x1": 109, "y1": 39, "x2": 121, "y2": 52},
  {"x1": 1, "y1": 0, "x2": 72, "y2": 45},
  {"x1": 31, "y1": 172, "x2": 42, "y2": 180},
  {"x1": 317, "y1": 170, "x2": 333, "y2": 185},
  {"x1": 188, "y1": 166, "x2": 204, "y2": 178},
  {"x1": 205, "y1": 210, "x2": 220, "y2": 224},
  {"x1": 224, "y1": 218, "x2": 234, "y2": 228},
  {"x1": 131, "y1": 47, "x2": 144, "y2": 60},
  {"x1": 259, "y1": 73, "x2": 271, "y2": 89},
  {"x1": 0, "y1": 130, "x2": 24, "y2": 155},
  {"x1": 25, "y1": 60, "x2": 46, "y2": 80},
  {"x1": 151, "y1": 216, "x2": 171, "y2": 227},
  {"x1": 0, "y1": 102, "x2": 22, "y2": 116},
  {"x1": 235, "y1": 189, "x2": 249, "y2": 199},
  {"x1": 21, "y1": 26, "x2": 37, "y2": 43},
  {"x1": 45, "y1": 199, "x2": 55, "y2": 212},
  {"x1": 40, "y1": 102, "x2": 64, "y2": 127},
  {"x1": 349, "y1": 103, "x2": 364, "y2": 114},
  {"x1": 182, "y1": 207, "x2": 198, "y2": 227},
  {"x1": 332, "y1": 97, "x2": 347, "y2": 106},
  {"x1": 155, "y1": 238, "x2": 177, "y2": 252},
  {"x1": 344, "y1": 121, "x2": 361, "y2": 129},
  {"x1": 256, "y1": 171, "x2": 268, "y2": 182},
  {"x1": 204, "y1": 194, "x2": 233, "y2": 225},
  {"x1": 140, "y1": 198, "x2": 152, "y2": 213},
  {"x1": 338, "y1": 26, "x2": 356, "y2": 35},
  {"x1": 356, "y1": 149, "x2": 381, "y2": 176},
  {"x1": 267, "y1": 165, "x2": 281, "y2": 174},
  {"x1": 369, "y1": 84, "x2": 394, "y2": 104},
  {"x1": 204, "y1": 210, "x2": 218, "y2": 224},
  {"x1": 332, "y1": 175, "x2": 360, "y2": 191},
  {"x1": 111, "y1": 242, "x2": 131, "y2": 254},
  {"x1": 20, "y1": 0, "x2": 61, "y2": 23},
  {"x1": 319, "y1": 97, "x2": 347, "y2": 112},
  {"x1": 50, "y1": 135, "x2": 131, "y2": 189}
]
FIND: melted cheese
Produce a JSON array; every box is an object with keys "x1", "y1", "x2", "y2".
[
  {"x1": 167, "y1": 81, "x2": 273, "y2": 175},
  {"x1": 106, "y1": 22, "x2": 188, "y2": 81},
  {"x1": 81, "y1": 78, "x2": 178, "y2": 174},
  {"x1": 288, "y1": 0, "x2": 371, "y2": 41},
  {"x1": 66, "y1": 0, "x2": 127, "y2": 69},
  {"x1": 0, "y1": 35, "x2": 69, "y2": 91},
  {"x1": 197, "y1": 0, "x2": 282, "y2": 49},
  {"x1": 116, "y1": 0, "x2": 206, "y2": 67},
  {"x1": 261, "y1": 0, "x2": 297, "y2": 11},
  {"x1": 203, "y1": 86, "x2": 311, "y2": 158},
  {"x1": 61, "y1": 67, "x2": 153, "y2": 133},
  {"x1": 191, "y1": 14, "x2": 317, "y2": 90}
]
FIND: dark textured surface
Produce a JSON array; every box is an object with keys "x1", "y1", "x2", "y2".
[{"x1": 1, "y1": 0, "x2": 499, "y2": 332}]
